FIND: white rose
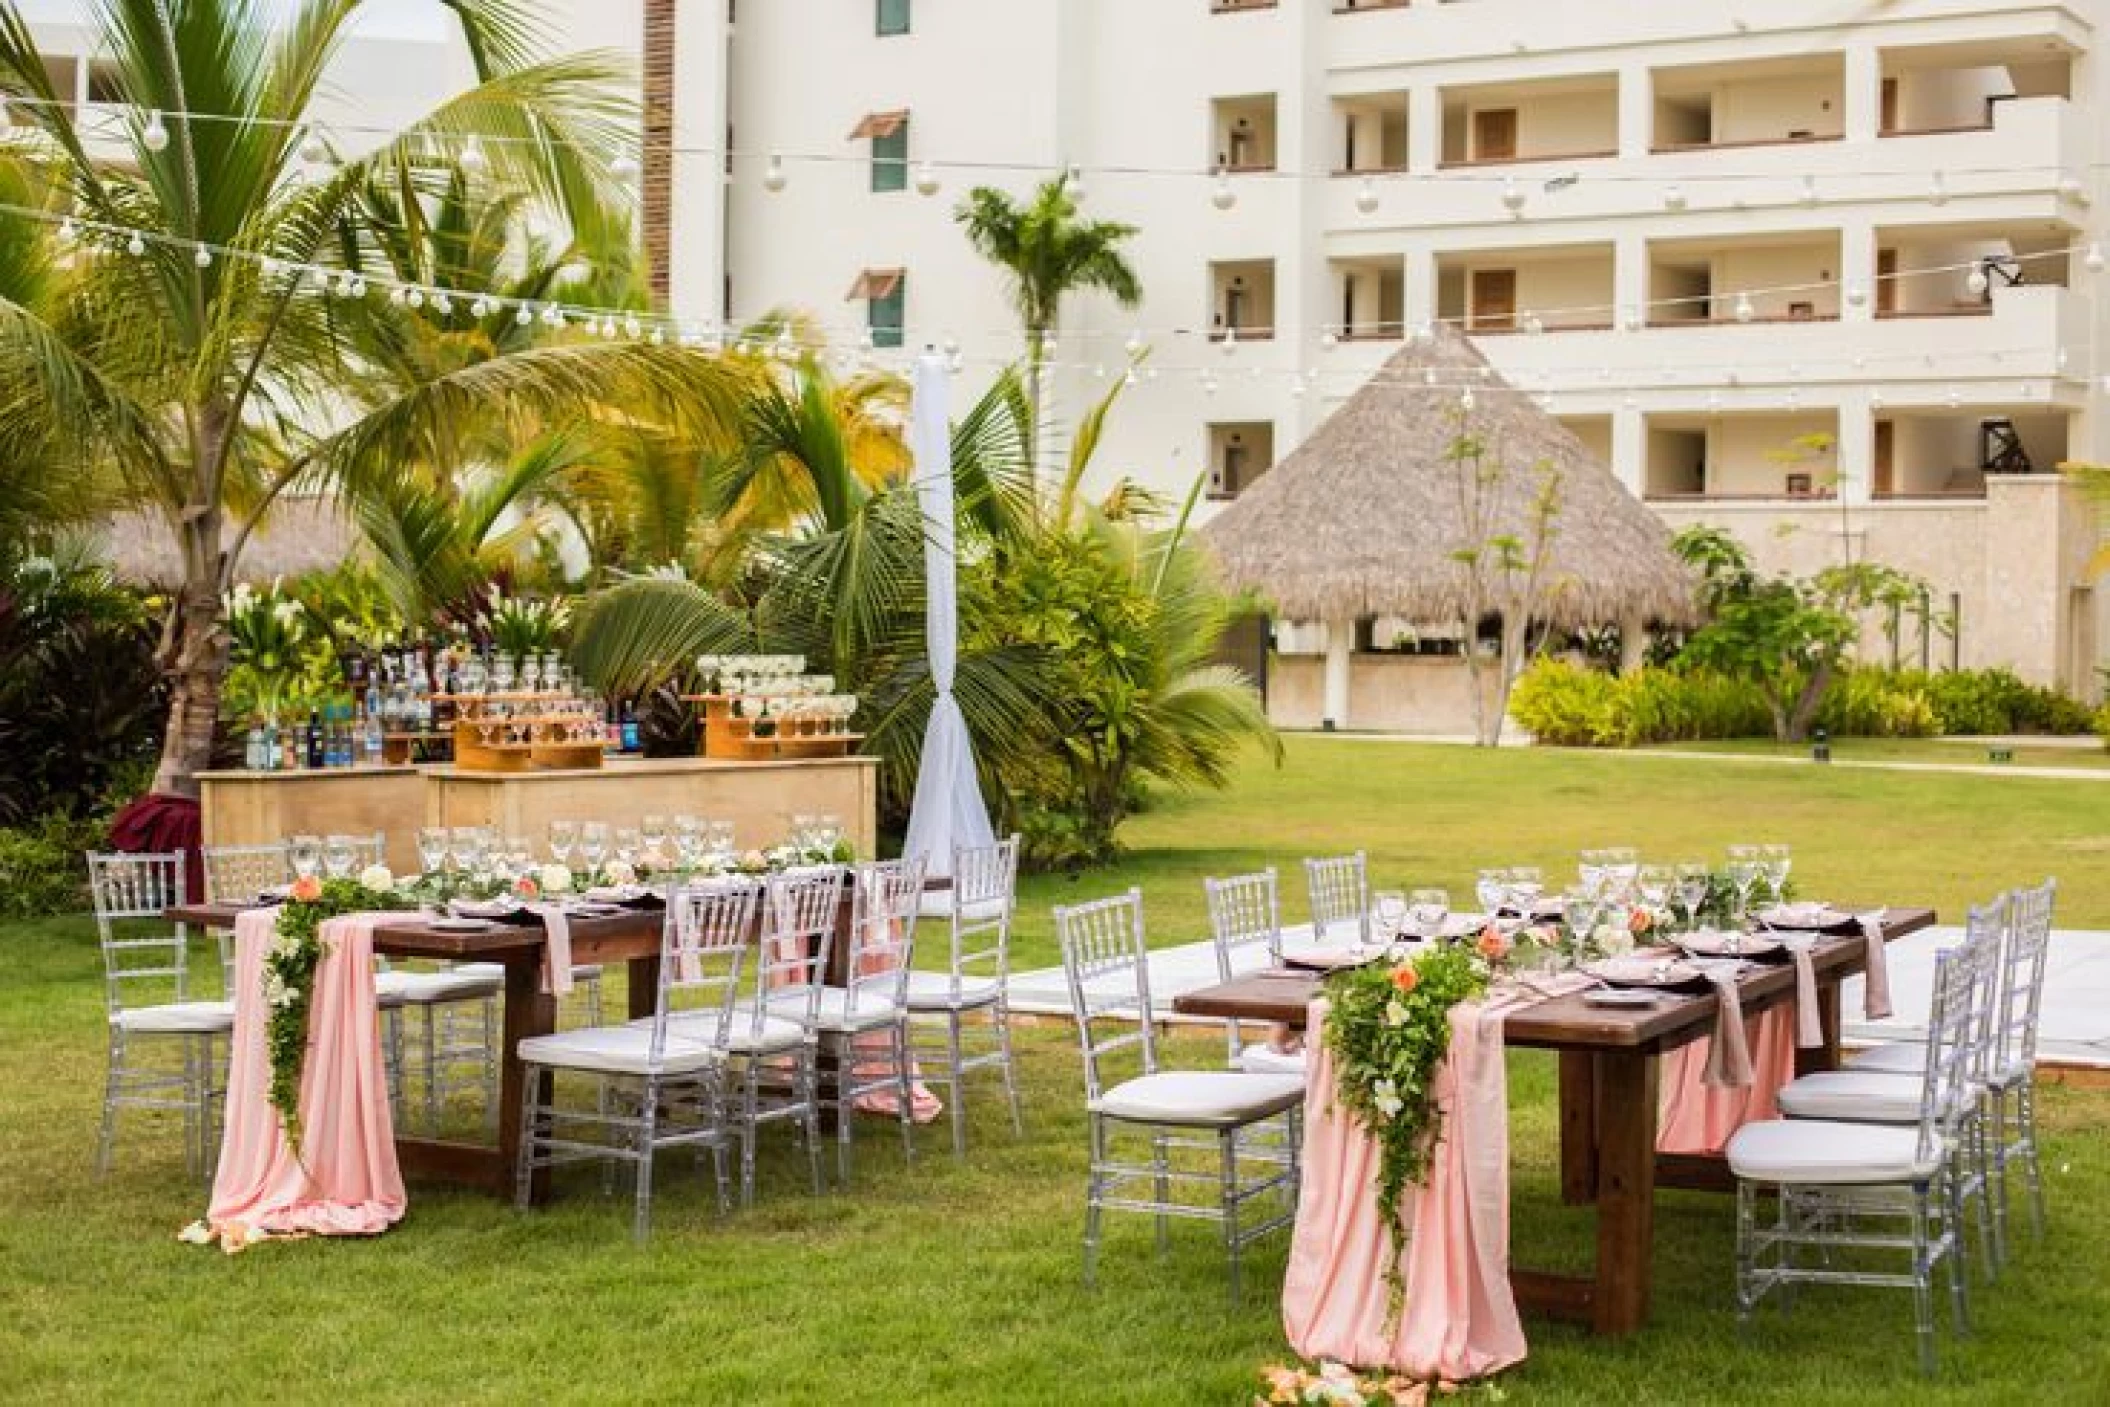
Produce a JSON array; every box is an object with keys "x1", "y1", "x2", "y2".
[
  {"x1": 601, "y1": 859, "x2": 636, "y2": 887},
  {"x1": 1594, "y1": 924, "x2": 1634, "y2": 957},
  {"x1": 537, "y1": 864, "x2": 574, "y2": 895},
  {"x1": 358, "y1": 863, "x2": 394, "y2": 892}
]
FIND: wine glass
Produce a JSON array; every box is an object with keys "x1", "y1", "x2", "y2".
[
  {"x1": 322, "y1": 834, "x2": 357, "y2": 879},
  {"x1": 520, "y1": 656, "x2": 542, "y2": 694},
  {"x1": 1509, "y1": 866, "x2": 1544, "y2": 914},
  {"x1": 448, "y1": 826, "x2": 483, "y2": 877},
  {"x1": 1637, "y1": 864, "x2": 1673, "y2": 919},
  {"x1": 706, "y1": 820, "x2": 736, "y2": 868},
  {"x1": 1675, "y1": 861, "x2": 1711, "y2": 932},
  {"x1": 549, "y1": 819, "x2": 578, "y2": 869},
  {"x1": 1761, "y1": 843, "x2": 1793, "y2": 908},
  {"x1": 613, "y1": 826, "x2": 641, "y2": 872},
  {"x1": 1606, "y1": 847, "x2": 1641, "y2": 901},
  {"x1": 1577, "y1": 849, "x2": 1609, "y2": 900},
  {"x1": 492, "y1": 656, "x2": 515, "y2": 693},
  {"x1": 1725, "y1": 845, "x2": 1762, "y2": 925},
  {"x1": 814, "y1": 814, "x2": 843, "y2": 856},
  {"x1": 288, "y1": 834, "x2": 322, "y2": 880},
  {"x1": 1563, "y1": 885, "x2": 1604, "y2": 951},
  {"x1": 415, "y1": 826, "x2": 447, "y2": 878},
  {"x1": 1372, "y1": 891, "x2": 1408, "y2": 947},
  {"x1": 579, "y1": 821, "x2": 610, "y2": 873},
  {"x1": 1408, "y1": 888, "x2": 1450, "y2": 940},
  {"x1": 1475, "y1": 868, "x2": 1510, "y2": 916}
]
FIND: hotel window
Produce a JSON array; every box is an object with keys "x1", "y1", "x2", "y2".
[
  {"x1": 876, "y1": 0, "x2": 910, "y2": 36},
  {"x1": 849, "y1": 268, "x2": 906, "y2": 348},
  {"x1": 850, "y1": 110, "x2": 910, "y2": 193}
]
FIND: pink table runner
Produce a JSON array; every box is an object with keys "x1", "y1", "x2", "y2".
[
  {"x1": 1657, "y1": 1004, "x2": 1797, "y2": 1156},
  {"x1": 199, "y1": 907, "x2": 409, "y2": 1241},
  {"x1": 1283, "y1": 991, "x2": 1534, "y2": 1382}
]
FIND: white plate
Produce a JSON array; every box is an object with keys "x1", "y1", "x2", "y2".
[
  {"x1": 1284, "y1": 946, "x2": 1385, "y2": 972},
  {"x1": 1584, "y1": 988, "x2": 1664, "y2": 1009},
  {"x1": 584, "y1": 885, "x2": 647, "y2": 903},
  {"x1": 429, "y1": 917, "x2": 495, "y2": 933},
  {"x1": 565, "y1": 903, "x2": 619, "y2": 918},
  {"x1": 1585, "y1": 955, "x2": 1705, "y2": 988},
  {"x1": 1757, "y1": 902, "x2": 1850, "y2": 930},
  {"x1": 1677, "y1": 930, "x2": 1781, "y2": 958}
]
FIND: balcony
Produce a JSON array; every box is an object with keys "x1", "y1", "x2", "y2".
[
  {"x1": 1333, "y1": 92, "x2": 1409, "y2": 175},
  {"x1": 1879, "y1": 36, "x2": 2074, "y2": 138},
  {"x1": 1873, "y1": 220, "x2": 2078, "y2": 319},
  {"x1": 1641, "y1": 411, "x2": 1841, "y2": 501},
  {"x1": 1438, "y1": 74, "x2": 1618, "y2": 169},
  {"x1": 1209, "y1": 258, "x2": 1277, "y2": 341},
  {"x1": 1212, "y1": 93, "x2": 1279, "y2": 173},
  {"x1": 1647, "y1": 232, "x2": 1843, "y2": 327},
  {"x1": 1435, "y1": 243, "x2": 1615, "y2": 334},
  {"x1": 1330, "y1": 257, "x2": 1405, "y2": 341},
  {"x1": 1651, "y1": 54, "x2": 1843, "y2": 153},
  {"x1": 1207, "y1": 422, "x2": 1276, "y2": 501}
]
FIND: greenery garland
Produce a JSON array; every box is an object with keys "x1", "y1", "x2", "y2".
[
  {"x1": 1320, "y1": 945, "x2": 1493, "y2": 1313},
  {"x1": 264, "y1": 876, "x2": 396, "y2": 1155}
]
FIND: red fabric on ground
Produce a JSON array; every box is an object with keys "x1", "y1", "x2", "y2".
[{"x1": 110, "y1": 793, "x2": 203, "y2": 902}]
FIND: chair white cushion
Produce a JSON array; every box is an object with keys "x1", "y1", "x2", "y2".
[
  {"x1": 517, "y1": 1025, "x2": 718, "y2": 1077},
  {"x1": 1727, "y1": 1118, "x2": 1941, "y2": 1185},
  {"x1": 1091, "y1": 1071, "x2": 1305, "y2": 1129},
  {"x1": 634, "y1": 1009, "x2": 808, "y2": 1055},
  {"x1": 1237, "y1": 1042, "x2": 1308, "y2": 1076},
  {"x1": 376, "y1": 970, "x2": 503, "y2": 1005},
  {"x1": 769, "y1": 987, "x2": 901, "y2": 1033},
  {"x1": 454, "y1": 962, "x2": 506, "y2": 980},
  {"x1": 902, "y1": 970, "x2": 1002, "y2": 1011},
  {"x1": 1987, "y1": 1057, "x2": 2033, "y2": 1091},
  {"x1": 1777, "y1": 1069, "x2": 1926, "y2": 1125},
  {"x1": 917, "y1": 891, "x2": 1007, "y2": 924},
  {"x1": 114, "y1": 1001, "x2": 235, "y2": 1035},
  {"x1": 1844, "y1": 1041, "x2": 1926, "y2": 1075}
]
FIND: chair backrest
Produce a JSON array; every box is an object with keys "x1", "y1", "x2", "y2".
[
  {"x1": 648, "y1": 879, "x2": 758, "y2": 1060},
  {"x1": 323, "y1": 832, "x2": 386, "y2": 869},
  {"x1": 201, "y1": 842, "x2": 291, "y2": 904},
  {"x1": 87, "y1": 851, "x2": 190, "y2": 1015},
  {"x1": 1996, "y1": 877, "x2": 2057, "y2": 1076},
  {"x1": 1304, "y1": 851, "x2": 1369, "y2": 945},
  {"x1": 844, "y1": 856, "x2": 926, "y2": 1019},
  {"x1": 939, "y1": 834, "x2": 1019, "y2": 999},
  {"x1": 752, "y1": 867, "x2": 845, "y2": 1030},
  {"x1": 1915, "y1": 898, "x2": 2000, "y2": 1166},
  {"x1": 1055, "y1": 889, "x2": 1156, "y2": 1101},
  {"x1": 1205, "y1": 869, "x2": 1282, "y2": 1065}
]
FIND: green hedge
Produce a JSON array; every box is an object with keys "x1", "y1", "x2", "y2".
[
  {"x1": 1510, "y1": 660, "x2": 2094, "y2": 748},
  {"x1": 0, "y1": 813, "x2": 108, "y2": 919}
]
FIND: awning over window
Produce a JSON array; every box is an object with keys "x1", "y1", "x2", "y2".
[
  {"x1": 846, "y1": 268, "x2": 905, "y2": 302},
  {"x1": 847, "y1": 109, "x2": 910, "y2": 140}
]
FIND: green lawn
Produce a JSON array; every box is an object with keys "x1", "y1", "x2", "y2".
[
  {"x1": 1647, "y1": 737, "x2": 2110, "y2": 772},
  {"x1": 6, "y1": 739, "x2": 2109, "y2": 1404}
]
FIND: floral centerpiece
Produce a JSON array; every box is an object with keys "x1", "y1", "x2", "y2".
[
  {"x1": 223, "y1": 577, "x2": 311, "y2": 724},
  {"x1": 1320, "y1": 944, "x2": 1493, "y2": 1313},
  {"x1": 476, "y1": 585, "x2": 570, "y2": 668},
  {"x1": 264, "y1": 871, "x2": 399, "y2": 1154}
]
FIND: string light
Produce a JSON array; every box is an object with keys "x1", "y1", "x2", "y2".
[
  {"x1": 298, "y1": 127, "x2": 329, "y2": 164},
  {"x1": 1210, "y1": 167, "x2": 1236, "y2": 212},
  {"x1": 2088, "y1": 243, "x2": 2106, "y2": 274},
  {"x1": 460, "y1": 136, "x2": 489, "y2": 177},
  {"x1": 1662, "y1": 183, "x2": 1687, "y2": 211},
  {"x1": 1501, "y1": 177, "x2": 1525, "y2": 216},
  {"x1": 762, "y1": 154, "x2": 787, "y2": 193},
  {"x1": 913, "y1": 161, "x2": 941, "y2": 197},
  {"x1": 611, "y1": 153, "x2": 641, "y2": 186},
  {"x1": 1734, "y1": 293, "x2": 1756, "y2": 323},
  {"x1": 1064, "y1": 163, "x2": 1085, "y2": 200},
  {"x1": 1355, "y1": 178, "x2": 1379, "y2": 215},
  {"x1": 140, "y1": 110, "x2": 169, "y2": 153},
  {"x1": 193, "y1": 247, "x2": 211, "y2": 268},
  {"x1": 125, "y1": 233, "x2": 145, "y2": 256}
]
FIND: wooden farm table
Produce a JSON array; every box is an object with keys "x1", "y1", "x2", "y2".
[
  {"x1": 173, "y1": 882, "x2": 891, "y2": 1203},
  {"x1": 1171, "y1": 906, "x2": 1936, "y2": 1338}
]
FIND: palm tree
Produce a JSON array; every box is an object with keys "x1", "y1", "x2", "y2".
[
  {"x1": 0, "y1": 0, "x2": 745, "y2": 798},
  {"x1": 954, "y1": 175, "x2": 1141, "y2": 495}
]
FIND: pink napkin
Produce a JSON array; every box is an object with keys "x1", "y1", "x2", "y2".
[
  {"x1": 1786, "y1": 944, "x2": 1825, "y2": 1048},
  {"x1": 1859, "y1": 913, "x2": 1893, "y2": 1021},
  {"x1": 1702, "y1": 969, "x2": 1754, "y2": 1088},
  {"x1": 527, "y1": 903, "x2": 574, "y2": 996}
]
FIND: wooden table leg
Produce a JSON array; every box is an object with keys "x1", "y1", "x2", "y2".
[
  {"x1": 1592, "y1": 1050, "x2": 1660, "y2": 1336},
  {"x1": 500, "y1": 954, "x2": 557, "y2": 1203},
  {"x1": 1559, "y1": 1051, "x2": 1599, "y2": 1206},
  {"x1": 627, "y1": 954, "x2": 661, "y2": 1021},
  {"x1": 1795, "y1": 981, "x2": 1843, "y2": 1077}
]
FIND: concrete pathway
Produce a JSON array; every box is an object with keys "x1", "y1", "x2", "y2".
[{"x1": 1010, "y1": 923, "x2": 2110, "y2": 1069}]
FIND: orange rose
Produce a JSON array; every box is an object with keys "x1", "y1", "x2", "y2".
[
  {"x1": 1476, "y1": 927, "x2": 1511, "y2": 962},
  {"x1": 513, "y1": 875, "x2": 539, "y2": 900},
  {"x1": 289, "y1": 874, "x2": 321, "y2": 903},
  {"x1": 1629, "y1": 907, "x2": 1654, "y2": 935},
  {"x1": 1389, "y1": 964, "x2": 1420, "y2": 995}
]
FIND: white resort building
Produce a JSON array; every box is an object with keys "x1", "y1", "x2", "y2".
[{"x1": 639, "y1": 0, "x2": 2110, "y2": 711}]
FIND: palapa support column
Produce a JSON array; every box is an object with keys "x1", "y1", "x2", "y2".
[
  {"x1": 1322, "y1": 619, "x2": 1353, "y2": 732},
  {"x1": 1618, "y1": 613, "x2": 1649, "y2": 675}
]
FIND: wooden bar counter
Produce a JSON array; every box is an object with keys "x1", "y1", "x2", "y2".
[
  {"x1": 423, "y1": 755, "x2": 879, "y2": 856},
  {"x1": 198, "y1": 766, "x2": 427, "y2": 872}
]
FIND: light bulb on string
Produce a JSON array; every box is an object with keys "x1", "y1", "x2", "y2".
[
  {"x1": 1734, "y1": 292, "x2": 1756, "y2": 323},
  {"x1": 1500, "y1": 177, "x2": 1525, "y2": 216},
  {"x1": 1220, "y1": 326, "x2": 1238, "y2": 356},
  {"x1": 141, "y1": 110, "x2": 169, "y2": 153},
  {"x1": 2088, "y1": 243, "x2": 2107, "y2": 274},
  {"x1": 1422, "y1": 367, "x2": 1437, "y2": 386},
  {"x1": 1929, "y1": 171, "x2": 1948, "y2": 206},
  {"x1": 298, "y1": 127, "x2": 328, "y2": 165},
  {"x1": 460, "y1": 136, "x2": 488, "y2": 177},
  {"x1": 1211, "y1": 166, "x2": 1236, "y2": 211},
  {"x1": 1202, "y1": 373, "x2": 1219, "y2": 397},
  {"x1": 1522, "y1": 312, "x2": 1544, "y2": 335},
  {"x1": 650, "y1": 328, "x2": 666, "y2": 346},
  {"x1": 1320, "y1": 328, "x2": 1339, "y2": 353},
  {"x1": 541, "y1": 303, "x2": 565, "y2": 328},
  {"x1": 388, "y1": 286, "x2": 408, "y2": 308},
  {"x1": 913, "y1": 161, "x2": 941, "y2": 197},
  {"x1": 348, "y1": 276, "x2": 367, "y2": 299},
  {"x1": 433, "y1": 293, "x2": 453, "y2": 318},
  {"x1": 1124, "y1": 367, "x2": 1139, "y2": 388},
  {"x1": 1965, "y1": 265, "x2": 1989, "y2": 296},
  {"x1": 471, "y1": 296, "x2": 491, "y2": 319},
  {"x1": 515, "y1": 304, "x2": 533, "y2": 327},
  {"x1": 1662, "y1": 183, "x2": 1687, "y2": 211},
  {"x1": 1460, "y1": 387, "x2": 1475, "y2": 411},
  {"x1": 1845, "y1": 284, "x2": 1867, "y2": 308},
  {"x1": 763, "y1": 154, "x2": 787, "y2": 193},
  {"x1": 611, "y1": 153, "x2": 641, "y2": 186},
  {"x1": 946, "y1": 351, "x2": 964, "y2": 373},
  {"x1": 1800, "y1": 175, "x2": 1818, "y2": 208},
  {"x1": 405, "y1": 288, "x2": 425, "y2": 310},
  {"x1": 861, "y1": 327, "x2": 878, "y2": 353},
  {"x1": 623, "y1": 314, "x2": 642, "y2": 339},
  {"x1": 1038, "y1": 329, "x2": 1057, "y2": 359},
  {"x1": 58, "y1": 218, "x2": 76, "y2": 243},
  {"x1": 125, "y1": 233, "x2": 145, "y2": 257},
  {"x1": 193, "y1": 247, "x2": 212, "y2": 269},
  {"x1": 1124, "y1": 329, "x2": 1145, "y2": 356},
  {"x1": 1064, "y1": 164, "x2": 1085, "y2": 200},
  {"x1": 1355, "y1": 177, "x2": 1379, "y2": 215}
]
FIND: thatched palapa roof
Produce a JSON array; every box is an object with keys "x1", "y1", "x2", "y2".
[
  {"x1": 1202, "y1": 329, "x2": 1698, "y2": 629},
  {"x1": 104, "y1": 496, "x2": 357, "y2": 587}
]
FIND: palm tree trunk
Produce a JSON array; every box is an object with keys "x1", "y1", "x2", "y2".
[
  {"x1": 149, "y1": 505, "x2": 229, "y2": 800},
  {"x1": 1024, "y1": 325, "x2": 1046, "y2": 506}
]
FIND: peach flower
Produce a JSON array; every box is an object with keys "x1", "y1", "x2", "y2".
[
  {"x1": 1389, "y1": 964, "x2": 1420, "y2": 995},
  {"x1": 289, "y1": 874, "x2": 321, "y2": 903},
  {"x1": 1476, "y1": 927, "x2": 1511, "y2": 962}
]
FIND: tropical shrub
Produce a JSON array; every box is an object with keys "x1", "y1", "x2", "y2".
[
  {"x1": 1915, "y1": 667, "x2": 2092, "y2": 736},
  {"x1": 1507, "y1": 660, "x2": 1770, "y2": 747},
  {"x1": 1815, "y1": 670, "x2": 1939, "y2": 739},
  {"x1": 1505, "y1": 660, "x2": 1619, "y2": 746},
  {"x1": 0, "y1": 811, "x2": 110, "y2": 918}
]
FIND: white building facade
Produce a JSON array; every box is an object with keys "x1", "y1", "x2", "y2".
[{"x1": 659, "y1": 0, "x2": 2110, "y2": 698}]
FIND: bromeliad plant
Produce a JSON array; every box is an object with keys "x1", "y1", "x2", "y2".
[
  {"x1": 264, "y1": 873, "x2": 399, "y2": 1155},
  {"x1": 477, "y1": 586, "x2": 571, "y2": 666},
  {"x1": 1320, "y1": 945, "x2": 1492, "y2": 1312}
]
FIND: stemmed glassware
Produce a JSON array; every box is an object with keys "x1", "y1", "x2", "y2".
[
  {"x1": 1760, "y1": 844, "x2": 1793, "y2": 909},
  {"x1": 289, "y1": 834, "x2": 322, "y2": 880},
  {"x1": 1605, "y1": 847, "x2": 1641, "y2": 901},
  {"x1": 1725, "y1": 846, "x2": 1762, "y2": 926},
  {"x1": 1508, "y1": 867, "x2": 1544, "y2": 914},
  {"x1": 1562, "y1": 885, "x2": 1604, "y2": 951},
  {"x1": 1577, "y1": 850, "x2": 1609, "y2": 900},
  {"x1": 322, "y1": 834, "x2": 358, "y2": 879},
  {"x1": 1372, "y1": 890, "x2": 1408, "y2": 947},
  {"x1": 578, "y1": 821, "x2": 610, "y2": 875},
  {"x1": 706, "y1": 820, "x2": 736, "y2": 869},
  {"x1": 492, "y1": 657, "x2": 515, "y2": 693},
  {"x1": 1407, "y1": 887, "x2": 1450, "y2": 940},
  {"x1": 1637, "y1": 864, "x2": 1673, "y2": 920},
  {"x1": 1675, "y1": 860, "x2": 1710, "y2": 932},
  {"x1": 448, "y1": 826, "x2": 484, "y2": 878},
  {"x1": 614, "y1": 827, "x2": 641, "y2": 871},
  {"x1": 415, "y1": 826, "x2": 447, "y2": 878},
  {"x1": 673, "y1": 815, "x2": 705, "y2": 871},
  {"x1": 641, "y1": 815, "x2": 669, "y2": 866},
  {"x1": 549, "y1": 819, "x2": 578, "y2": 870}
]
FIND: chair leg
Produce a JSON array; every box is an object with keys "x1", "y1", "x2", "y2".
[
  {"x1": 1152, "y1": 1131, "x2": 1172, "y2": 1257},
  {"x1": 2019, "y1": 1079, "x2": 2047, "y2": 1239},
  {"x1": 421, "y1": 1005, "x2": 440, "y2": 1133},
  {"x1": 1733, "y1": 1180, "x2": 1759, "y2": 1339},
  {"x1": 739, "y1": 1060, "x2": 761, "y2": 1209},
  {"x1": 1911, "y1": 1189, "x2": 1937, "y2": 1377},
  {"x1": 481, "y1": 996, "x2": 500, "y2": 1140},
  {"x1": 1944, "y1": 1169, "x2": 1972, "y2": 1337},
  {"x1": 1221, "y1": 1130, "x2": 1243, "y2": 1308},
  {"x1": 1971, "y1": 1110, "x2": 1999, "y2": 1280},
  {"x1": 995, "y1": 1000, "x2": 1024, "y2": 1137},
  {"x1": 893, "y1": 1024, "x2": 915, "y2": 1163},
  {"x1": 801, "y1": 1050, "x2": 825, "y2": 1197},
  {"x1": 513, "y1": 1062, "x2": 542, "y2": 1211},
  {"x1": 633, "y1": 1076, "x2": 659, "y2": 1243},
  {"x1": 946, "y1": 1012, "x2": 967, "y2": 1158},
  {"x1": 1083, "y1": 1114, "x2": 1106, "y2": 1288},
  {"x1": 95, "y1": 1031, "x2": 122, "y2": 1178}
]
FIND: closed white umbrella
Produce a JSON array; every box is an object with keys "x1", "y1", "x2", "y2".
[{"x1": 900, "y1": 351, "x2": 995, "y2": 878}]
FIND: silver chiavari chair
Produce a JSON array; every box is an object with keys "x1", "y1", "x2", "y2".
[
  {"x1": 1056, "y1": 889, "x2": 1305, "y2": 1305},
  {"x1": 726, "y1": 868, "x2": 842, "y2": 1205},
  {"x1": 1729, "y1": 902, "x2": 1995, "y2": 1375},
  {"x1": 1989, "y1": 877, "x2": 2056, "y2": 1253},
  {"x1": 517, "y1": 880, "x2": 755, "y2": 1241},
  {"x1": 906, "y1": 835, "x2": 1025, "y2": 1157},
  {"x1": 1204, "y1": 869, "x2": 1302, "y2": 1075},
  {"x1": 87, "y1": 851, "x2": 232, "y2": 1180},
  {"x1": 1302, "y1": 851, "x2": 1370, "y2": 946},
  {"x1": 199, "y1": 841, "x2": 291, "y2": 996}
]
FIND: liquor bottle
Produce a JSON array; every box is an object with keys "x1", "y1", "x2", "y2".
[
  {"x1": 432, "y1": 657, "x2": 457, "y2": 730},
  {"x1": 245, "y1": 724, "x2": 264, "y2": 771},
  {"x1": 363, "y1": 663, "x2": 382, "y2": 729},
  {"x1": 305, "y1": 708, "x2": 324, "y2": 769},
  {"x1": 262, "y1": 720, "x2": 280, "y2": 771},
  {"x1": 619, "y1": 698, "x2": 640, "y2": 754},
  {"x1": 331, "y1": 711, "x2": 351, "y2": 768}
]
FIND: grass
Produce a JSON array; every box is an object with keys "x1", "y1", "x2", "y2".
[
  {"x1": 6, "y1": 738, "x2": 2110, "y2": 1404},
  {"x1": 1648, "y1": 737, "x2": 2110, "y2": 772}
]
